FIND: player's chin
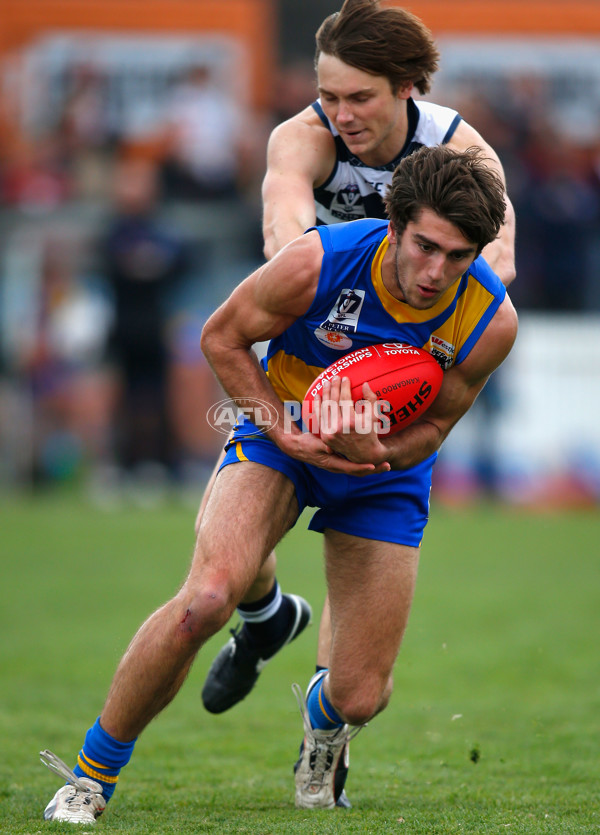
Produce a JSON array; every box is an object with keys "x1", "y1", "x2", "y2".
[
  {"x1": 408, "y1": 296, "x2": 436, "y2": 311},
  {"x1": 413, "y1": 288, "x2": 441, "y2": 307},
  {"x1": 340, "y1": 131, "x2": 369, "y2": 151}
]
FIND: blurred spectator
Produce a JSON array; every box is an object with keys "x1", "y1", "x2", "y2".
[
  {"x1": 58, "y1": 63, "x2": 113, "y2": 154},
  {"x1": 1, "y1": 233, "x2": 112, "y2": 485},
  {"x1": 56, "y1": 63, "x2": 118, "y2": 201},
  {"x1": 158, "y1": 64, "x2": 250, "y2": 201},
  {"x1": 516, "y1": 133, "x2": 600, "y2": 311},
  {"x1": 0, "y1": 134, "x2": 72, "y2": 211},
  {"x1": 100, "y1": 157, "x2": 188, "y2": 483},
  {"x1": 270, "y1": 59, "x2": 317, "y2": 123}
]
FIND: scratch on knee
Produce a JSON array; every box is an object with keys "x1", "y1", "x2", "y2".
[{"x1": 180, "y1": 608, "x2": 193, "y2": 633}]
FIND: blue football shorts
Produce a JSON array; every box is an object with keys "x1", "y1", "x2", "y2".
[{"x1": 219, "y1": 416, "x2": 436, "y2": 547}]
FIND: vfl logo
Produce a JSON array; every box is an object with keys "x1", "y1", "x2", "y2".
[
  {"x1": 206, "y1": 398, "x2": 279, "y2": 435},
  {"x1": 319, "y1": 288, "x2": 365, "y2": 335},
  {"x1": 330, "y1": 184, "x2": 366, "y2": 220},
  {"x1": 332, "y1": 288, "x2": 363, "y2": 322}
]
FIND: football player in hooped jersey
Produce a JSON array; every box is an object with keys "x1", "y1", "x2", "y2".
[
  {"x1": 262, "y1": 0, "x2": 516, "y2": 283},
  {"x1": 199, "y1": 0, "x2": 517, "y2": 784},
  {"x1": 40, "y1": 146, "x2": 517, "y2": 822}
]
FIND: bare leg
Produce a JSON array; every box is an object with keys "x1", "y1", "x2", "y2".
[
  {"x1": 322, "y1": 528, "x2": 420, "y2": 726},
  {"x1": 101, "y1": 462, "x2": 298, "y2": 741},
  {"x1": 195, "y1": 448, "x2": 279, "y2": 604},
  {"x1": 316, "y1": 596, "x2": 332, "y2": 668}
]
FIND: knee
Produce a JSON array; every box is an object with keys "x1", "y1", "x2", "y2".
[
  {"x1": 175, "y1": 574, "x2": 240, "y2": 647},
  {"x1": 329, "y1": 674, "x2": 393, "y2": 727}
]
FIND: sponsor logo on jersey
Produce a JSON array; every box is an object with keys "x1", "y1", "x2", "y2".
[
  {"x1": 428, "y1": 335, "x2": 455, "y2": 370},
  {"x1": 319, "y1": 288, "x2": 365, "y2": 336},
  {"x1": 314, "y1": 328, "x2": 353, "y2": 350}
]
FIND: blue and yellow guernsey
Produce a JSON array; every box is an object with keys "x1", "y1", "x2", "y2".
[{"x1": 263, "y1": 218, "x2": 506, "y2": 405}]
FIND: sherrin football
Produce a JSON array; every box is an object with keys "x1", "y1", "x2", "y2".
[{"x1": 304, "y1": 342, "x2": 443, "y2": 436}]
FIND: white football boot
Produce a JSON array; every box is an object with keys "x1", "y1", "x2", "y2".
[
  {"x1": 40, "y1": 749, "x2": 106, "y2": 823},
  {"x1": 292, "y1": 678, "x2": 363, "y2": 809}
]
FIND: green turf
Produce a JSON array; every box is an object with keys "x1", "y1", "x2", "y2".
[{"x1": 1, "y1": 493, "x2": 599, "y2": 833}]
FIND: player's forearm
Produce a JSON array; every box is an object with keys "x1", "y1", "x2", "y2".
[
  {"x1": 202, "y1": 336, "x2": 287, "y2": 433},
  {"x1": 381, "y1": 418, "x2": 446, "y2": 471},
  {"x1": 262, "y1": 214, "x2": 315, "y2": 261},
  {"x1": 481, "y1": 196, "x2": 516, "y2": 287},
  {"x1": 263, "y1": 224, "x2": 303, "y2": 261},
  {"x1": 261, "y1": 178, "x2": 318, "y2": 260}
]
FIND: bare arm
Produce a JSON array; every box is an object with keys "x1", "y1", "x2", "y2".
[
  {"x1": 200, "y1": 232, "x2": 388, "y2": 477},
  {"x1": 261, "y1": 109, "x2": 336, "y2": 260},
  {"x1": 319, "y1": 295, "x2": 518, "y2": 470},
  {"x1": 448, "y1": 120, "x2": 516, "y2": 288}
]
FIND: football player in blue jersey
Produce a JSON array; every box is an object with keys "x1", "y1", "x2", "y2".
[
  {"x1": 41, "y1": 145, "x2": 517, "y2": 821},
  {"x1": 199, "y1": 0, "x2": 517, "y2": 790}
]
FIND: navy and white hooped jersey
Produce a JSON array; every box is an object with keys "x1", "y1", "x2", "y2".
[
  {"x1": 263, "y1": 219, "x2": 505, "y2": 405},
  {"x1": 312, "y1": 98, "x2": 462, "y2": 224}
]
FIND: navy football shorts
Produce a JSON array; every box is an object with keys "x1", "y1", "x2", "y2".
[{"x1": 219, "y1": 416, "x2": 436, "y2": 547}]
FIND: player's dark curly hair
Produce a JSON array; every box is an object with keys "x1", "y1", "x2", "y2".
[
  {"x1": 385, "y1": 145, "x2": 506, "y2": 255},
  {"x1": 315, "y1": 0, "x2": 439, "y2": 95}
]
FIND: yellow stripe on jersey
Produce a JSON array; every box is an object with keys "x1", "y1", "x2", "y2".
[
  {"x1": 371, "y1": 237, "x2": 462, "y2": 324},
  {"x1": 235, "y1": 442, "x2": 248, "y2": 462},
  {"x1": 266, "y1": 352, "x2": 325, "y2": 404},
  {"x1": 77, "y1": 755, "x2": 119, "y2": 784},
  {"x1": 434, "y1": 272, "x2": 497, "y2": 358}
]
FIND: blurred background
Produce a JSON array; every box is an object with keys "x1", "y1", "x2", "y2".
[{"x1": 0, "y1": 0, "x2": 598, "y2": 508}]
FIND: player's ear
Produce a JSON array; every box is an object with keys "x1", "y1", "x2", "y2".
[
  {"x1": 394, "y1": 81, "x2": 413, "y2": 101},
  {"x1": 387, "y1": 223, "x2": 397, "y2": 245}
]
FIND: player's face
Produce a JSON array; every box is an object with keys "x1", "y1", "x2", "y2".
[
  {"x1": 385, "y1": 209, "x2": 478, "y2": 309},
  {"x1": 317, "y1": 53, "x2": 412, "y2": 166}
]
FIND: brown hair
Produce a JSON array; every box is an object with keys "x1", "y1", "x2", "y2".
[
  {"x1": 315, "y1": 0, "x2": 439, "y2": 95},
  {"x1": 385, "y1": 145, "x2": 506, "y2": 254}
]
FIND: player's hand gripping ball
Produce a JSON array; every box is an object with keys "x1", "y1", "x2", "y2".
[{"x1": 304, "y1": 342, "x2": 443, "y2": 436}]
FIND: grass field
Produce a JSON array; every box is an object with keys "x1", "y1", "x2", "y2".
[{"x1": 1, "y1": 493, "x2": 599, "y2": 834}]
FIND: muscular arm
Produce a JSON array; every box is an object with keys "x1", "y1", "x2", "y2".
[
  {"x1": 448, "y1": 121, "x2": 516, "y2": 288},
  {"x1": 320, "y1": 295, "x2": 518, "y2": 470},
  {"x1": 261, "y1": 108, "x2": 336, "y2": 260},
  {"x1": 200, "y1": 232, "x2": 388, "y2": 477}
]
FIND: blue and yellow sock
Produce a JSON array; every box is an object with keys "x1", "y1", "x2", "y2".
[
  {"x1": 306, "y1": 672, "x2": 344, "y2": 731},
  {"x1": 72, "y1": 717, "x2": 136, "y2": 801}
]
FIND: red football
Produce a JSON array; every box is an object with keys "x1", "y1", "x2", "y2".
[{"x1": 303, "y1": 342, "x2": 443, "y2": 436}]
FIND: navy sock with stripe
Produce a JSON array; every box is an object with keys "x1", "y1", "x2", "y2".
[
  {"x1": 237, "y1": 579, "x2": 295, "y2": 655},
  {"x1": 72, "y1": 717, "x2": 136, "y2": 801}
]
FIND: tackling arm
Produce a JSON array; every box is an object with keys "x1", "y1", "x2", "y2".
[
  {"x1": 261, "y1": 111, "x2": 336, "y2": 260},
  {"x1": 448, "y1": 121, "x2": 517, "y2": 288}
]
